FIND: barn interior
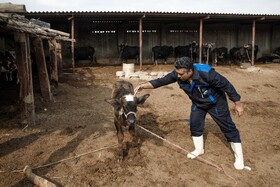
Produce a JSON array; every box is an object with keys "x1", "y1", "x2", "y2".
[{"x1": 23, "y1": 10, "x2": 280, "y2": 66}]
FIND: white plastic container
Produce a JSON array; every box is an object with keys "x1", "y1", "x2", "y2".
[{"x1": 122, "y1": 63, "x2": 135, "y2": 78}]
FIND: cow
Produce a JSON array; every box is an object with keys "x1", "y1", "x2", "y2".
[
  {"x1": 210, "y1": 47, "x2": 228, "y2": 66},
  {"x1": 244, "y1": 44, "x2": 259, "y2": 62},
  {"x1": 175, "y1": 41, "x2": 198, "y2": 62},
  {"x1": 230, "y1": 44, "x2": 259, "y2": 65},
  {"x1": 273, "y1": 47, "x2": 280, "y2": 56},
  {"x1": 0, "y1": 51, "x2": 18, "y2": 84},
  {"x1": 257, "y1": 47, "x2": 280, "y2": 63},
  {"x1": 202, "y1": 43, "x2": 215, "y2": 64},
  {"x1": 152, "y1": 45, "x2": 173, "y2": 65},
  {"x1": 229, "y1": 47, "x2": 247, "y2": 65},
  {"x1": 105, "y1": 80, "x2": 150, "y2": 162},
  {"x1": 73, "y1": 46, "x2": 96, "y2": 65},
  {"x1": 119, "y1": 44, "x2": 139, "y2": 63}
]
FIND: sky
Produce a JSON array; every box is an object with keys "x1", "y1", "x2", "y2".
[{"x1": 3, "y1": 0, "x2": 280, "y2": 15}]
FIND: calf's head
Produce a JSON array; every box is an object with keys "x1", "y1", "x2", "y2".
[{"x1": 105, "y1": 93, "x2": 150, "y2": 126}]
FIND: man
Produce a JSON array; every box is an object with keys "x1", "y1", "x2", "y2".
[{"x1": 134, "y1": 56, "x2": 247, "y2": 170}]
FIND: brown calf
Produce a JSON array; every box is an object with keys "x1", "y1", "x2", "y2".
[{"x1": 105, "y1": 80, "x2": 150, "y2": 162}]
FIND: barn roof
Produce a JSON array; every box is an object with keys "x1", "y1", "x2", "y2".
[{"x1": 23, "y1": 11, "x2": 280, "y2": 24}]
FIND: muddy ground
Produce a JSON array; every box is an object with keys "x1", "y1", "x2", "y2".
[{"x1": 0, "y1": 62, "x2": 280, "y2": 187}]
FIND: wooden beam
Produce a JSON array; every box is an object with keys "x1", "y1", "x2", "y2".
[
  {"x1": 32, "y1": 37, "x2": 53, "y2": 102},
  {"x1": 56, "y1": 42, "x2": 63, "y2": 78},
  {"x1": 14, "y1": 32, "x2": 36, "y2": 125}
]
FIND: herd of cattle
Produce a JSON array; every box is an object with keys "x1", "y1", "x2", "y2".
[
  {"x1": 1, "y1": 43, "x2": 280, "y2": 85},
  {"x1": 120, "y1": 42, "x2": 280, "y2": 65}
]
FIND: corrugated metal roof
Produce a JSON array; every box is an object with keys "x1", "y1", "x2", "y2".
[
  {"x1": 26, "y1": 10, "x2": 280, "y2": 16},
  {"x1": 23, "y1": 11, "x2": 280, "y2": 23}
]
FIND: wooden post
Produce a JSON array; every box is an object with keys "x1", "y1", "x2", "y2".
[
  {"x1": 139, "y1": 16, "x2": 143, "y2": 70},
  {"x1": 48, "y1": 39, "x2": 58, "y2": 87},
  {"x1": 56, "y1": 42, "x2": 63, "y2": 77},
  {"x1": 199, "y1": 19, "x2": 203, "y2": 64},
  {"x1": 71, "y1": 15, "x2": 75, "y2": 72},
  {"x1": 32, "y1": 37, "x2": 53, "y2": 102},
  {"x1": 252, "y1": 20, "x2": 256, "y2": 66},
  {"x1": 14, "y1": 32, "x2": 36, "y2": 125}
]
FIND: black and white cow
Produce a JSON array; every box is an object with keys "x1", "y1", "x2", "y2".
[
  {"x1": 175, "y1": 42, "x2": 198, "y2": 62},
  {"x1": 229, "y1": 47, "x2": 247, "y2": 65},
  {"x1": 119, "y1": 44, "x2": 139, "y2": 63},
  {"x1": 244, "y1": 44, "x2": 259, "y2": 62},
  {"x1": 210, "y1": 47, "x2": 228, "y2": 66},
  {"x1": 202, "y1": 43, "x2": 215, "y2": 64},
  {"x1": 105, "y1": 80, "x2": 150, "y2": 162},
  {"x1": 230, "y1": 44, "x2": 259, "y2": 65},
  {"x1": 152, "y1": 45, "x2": 173, "y2": 65}
]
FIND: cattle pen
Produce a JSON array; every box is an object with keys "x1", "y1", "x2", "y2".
[{"x1": 1, "y1": 3, "x2": 280, "y2": 187}]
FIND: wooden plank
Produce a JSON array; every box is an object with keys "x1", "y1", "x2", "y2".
[
  {"x1": 14, "y1": 32, "x2": 36, "y2": 126},
  {"x1": 32, "y1": 37, "x2": 53, "y2": 102},
  {"x1": 0, "y1": 3, "x2": 26, "y2": 13}
]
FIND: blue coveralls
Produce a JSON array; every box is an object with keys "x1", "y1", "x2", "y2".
[{"x1": 149, "y1": 64, "x2": 241, "y2": 143}]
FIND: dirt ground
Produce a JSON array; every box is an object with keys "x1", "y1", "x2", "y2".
[{"x1": 0, "y1": 62, "x2": 280, "y2": 187}]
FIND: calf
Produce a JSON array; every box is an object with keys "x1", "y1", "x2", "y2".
[
  {"x1": 105, "y1": 80, "x2": 150, "y2": 162},
  {"x1": 152, "y1": 45, "x2": 173, "y2": 65}
]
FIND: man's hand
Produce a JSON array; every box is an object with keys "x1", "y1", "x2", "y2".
[
  {"x1": 234, "y1": 101, "x2": 244, "y2": 117},
  {"x1": 134, "y1": 84, "x2": 143, "y2": 94},
  {"x1": 134, "y1": 82, "x2": 154, "y2": 94}
]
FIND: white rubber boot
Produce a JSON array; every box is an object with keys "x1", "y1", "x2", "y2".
[
  {"x1": 230, "y1": 142, "x2": 245, "y2": 170},
  {"x1": 187, "y1": 135, "x2": 204, "y2": 159}
]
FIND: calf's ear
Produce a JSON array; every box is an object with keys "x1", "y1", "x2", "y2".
[
  {"x1": 137, "y1": 94, "x2": 150, "y2": 105},
  {"x1": 104, "y1": 98, "x2": 121, "y2": 109}
]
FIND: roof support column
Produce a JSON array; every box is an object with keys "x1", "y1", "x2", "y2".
[
  {"x1": 139, "y1": 16, "x2": 143, "y2": 70},
  {"x1": 68, "y1": 15, "x2": 75, "y2": 72},
  {"x1": 251, "y1": 20, "x2": 256, "y2": 66},
  {"x1": 199, "y1": 19, "x2": 203, "y2": 64}
]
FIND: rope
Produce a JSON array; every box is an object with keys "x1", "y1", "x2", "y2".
[
  {"x1": 137, "y1": 124, "x2": 238, "y2": 186},
  {"x1": 3, "y1": 144, "x2": 118, "y2": 173}
]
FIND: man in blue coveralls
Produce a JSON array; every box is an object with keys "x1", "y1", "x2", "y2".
[{"x1": 134, "y1": 56, "x2": 247, "y2": 170}]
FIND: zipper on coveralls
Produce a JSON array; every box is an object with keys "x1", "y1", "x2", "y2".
[{"x1": 198, "y1": 86, "x2": 204, "y2": 98}]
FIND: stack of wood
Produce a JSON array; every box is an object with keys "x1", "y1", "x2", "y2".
[{"x1": 0, "y1": 3, "x2": 71, "y2": 41}]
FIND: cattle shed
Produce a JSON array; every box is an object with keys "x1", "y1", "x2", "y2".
[
  {"x1": 23, "y1": 10, "x2": 280, "y2": 67},
  {"x1": 0, "y1": 3, "x2": 71, "y2": 125}
]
